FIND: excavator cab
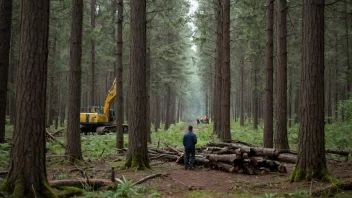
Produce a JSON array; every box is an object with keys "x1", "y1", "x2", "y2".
[
  {"x1": 88, "y1": 106, "x2": 104, "y2": 114},
  {"x1": 109, "y1": 109, "x2": 115, "y2": 122}
]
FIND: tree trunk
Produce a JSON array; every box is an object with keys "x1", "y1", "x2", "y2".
[
  {"x1": 154, "y1": 95, "x2": 160, "y2": 132},
  {"x1": 275, "y1": 0, "x2": 289, "y2": 150},
  {"x1": 125, "y1": 89, "x2": 129, "y2": 122},
  {"x1": 4, "y1": 0, "x2": 55, "y2": 196},
  {"x1": 176, "y1": 98, "x2": 180, "y2": 123},
  {"x1": 8, "y1": 36, "x2": 16, "y2": 125},
  {"x1": 288, "y1": 80, "x2": 292, "y2": 127},
  {"x1": 240, "y1": 55, "x2": 245, "y2": 126},
  {"x1": 170, "y1": 96, "x2": 176, "y2": 125},
  {"x1": 89, "y1": 0, "x2": 96, "y2": 106},
  {"x1": 66, "y1": 0, "x2": 83, "y2": 162},
  {"x1": 213, "y1": 0, "x2": 222, "y2": 135},
  {"x1": 52, "y1": 36, "x2": 59, "y2": 130},
  {"x1": 345, "y1": 0, "x2": 351, "y2": 93},
  {"x1": 264, "y1": 0, "x2": 274, "y2": 148},
  {"x1": 221, "y1": 0, "x2": 231, "y2": 141},
  {"x1": 0, "y1": 0, "x2": 12, "y2": 143},
  {"x1": 327, "y1": 63, "x2": 332, "y2": 124},
  {"x1": 47, "y1": 36, "x2": 58, "y2": 128},
  {"x1": 334, "y1": 34, "x2": 339, "y2": 120},
  {"x1": 251, "y1": 41, "x2": 258, "y2": 130},
  {"x1": 164, "y1": 86, "x2": 171, "y2": 130},
  {"x1": 206, "y1": 90, "x2": 209, "y2": 118},
  {"x1": 294, "y1": 88, "x2": 299, "y2": 123},
  {"x1": 146, "y1": 32, "x2": 151, "y2": 143},
  {"x1": 290, "y1": 0, "x2": 329, "y2": 182},
  {"x1": 125, "y1": 0, "x2": 150, "y2": 169},
  {"x1": 116, "y1": 0, "x2": 124, "y2": 150}
]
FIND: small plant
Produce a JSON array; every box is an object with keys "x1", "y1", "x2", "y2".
[
  {"x1": 285, "y1": 190, "x2": 310, "y2": 198},
  {"x1": 264, "y1": 193, "x2": 278, "y2": 198},
  {"x1": 112, "y1": 175, "x2": 147, "y2": 197}
]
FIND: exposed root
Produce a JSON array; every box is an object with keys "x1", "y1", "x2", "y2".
[
  {"x1": 124, "y1": 154, "x2": 150, "y2": 170},
  {"x1": 289, "y1": 167, "x2": 336, "y2": 183},
  {"x1": 312, "y1": 179, "x2": 352, "y2": 197}
]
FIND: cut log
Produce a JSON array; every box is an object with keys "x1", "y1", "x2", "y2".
[
  {"x1": 205, "y1": 154, "x2": 238, "y2": 163},
  {"x1": 217, "y1": 162, "x2": 235, "y2": 172},
  {"x1": 205, "y1": 147, "x2": 224, "y2": 152},
  {"x1": 49, "y1": 179, "x2": 113, "y2": 189},
  {"x1": 277, "y1": 165, "x2": 287, "y2": 173},
  {"x1": 214, "y1": 147, "x2": 237, "y2": 155},
  {"x1": 165, "y1": 146, "x2": 183, "y2": 156},
  {"x1": 325, "y1": 149, "x2": 352, "y2": 156},
  {"x1": 150, "y1": 154, "x2": 178, "y2": 161},
  {"x1": 195, "y1": 157, "x2": 209, "y2": 165},
  {"x1": 249, "y1": 157, "x2": 265, "y2": 167},
  {"x1": 176, "y1": 153, "x2": 184, "y2": 163},
  {"x1": 277, "y1": 153, "x2": 297, "y2": 164},
  {"x1": 149, "y1": 148, "x2": 178, "y2": 155}
]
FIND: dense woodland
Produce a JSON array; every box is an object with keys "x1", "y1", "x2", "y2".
[{"x1": 0, "y1": 0, "x2": 352, "y2": 197}]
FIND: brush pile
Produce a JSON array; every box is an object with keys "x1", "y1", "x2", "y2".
[{"x1": 148, "y1": 141, "x2": 299, "y2": 175}]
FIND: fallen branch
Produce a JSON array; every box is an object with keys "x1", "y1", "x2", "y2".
[
  {"x1": 46, "y1": 131, "x2": 66, "y2": 149},
  {"x1": 50, "y1": 128, "x2": 65, "y2": 136},
  {"x1": 132, "y1": 173, "x2": 167, "y2": 186},
  {"x1": 49, "y1": 179, "x2": 113, "y2": 189}
]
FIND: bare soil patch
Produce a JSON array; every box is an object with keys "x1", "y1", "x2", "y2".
[{"x1": 46, "y1": 156, "x2": 352, "y2": 197}]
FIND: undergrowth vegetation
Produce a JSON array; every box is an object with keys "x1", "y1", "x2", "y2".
[{"x1": 1, "y1": 114, "x2": 351, "y2": 197}]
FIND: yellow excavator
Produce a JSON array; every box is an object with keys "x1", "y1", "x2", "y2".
[{"x1": 80, "y1": 78, "x2": 128, "y2": 134}]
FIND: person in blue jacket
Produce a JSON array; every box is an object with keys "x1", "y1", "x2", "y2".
[{"x1": 183, "y1": 125, "x2": 197, "y2": 170}]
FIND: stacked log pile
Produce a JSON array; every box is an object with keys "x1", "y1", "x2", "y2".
[
  {"x1": 148, "y1": 142, "x2": 292, "y2": 175},
  {"x1": 148, "y1": 141, "x2": 352, "y2": 175}
]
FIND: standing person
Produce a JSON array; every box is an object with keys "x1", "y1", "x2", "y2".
[
  {"x1": 197, "y1": 116, "x2": 200, "y2": 125},
  {"x1": 183, "y1": 125, "x2": 197, "y2": 170}
]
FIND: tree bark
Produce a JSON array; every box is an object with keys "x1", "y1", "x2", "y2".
[
  {"x1": 264, "y1": 0, "x2": 274, "y2": 148},
  {"x1": 240, "y1": 55, "x2": 245, "y2": 126},
  {"x1": 275, "y1": 0, "x2": 289, "y2": 150},
  {"x1": 164, "y1": 85, "x2": 171, "y2": 130},
  {"x1": 213, "y1": 0, "x2": 222, "y2": 135},
  {"x1": 4, "y1": 0, "x2": 55, "y2": 196},
  {"x1": 345, "y1": 0, "x2": 351, "y2": 93},
  {"x1": 89, "y1": 0, "x2": 96, "y2": 106},
  {"x1": 125, "y1": 0, "x2": 150, "y2": 169},
  {"x1": 8, "y1": 34, "x2": 16, "y2": 125},
  {"x1": 0, "y1": 0, "x2": 12, "y2": 143},
  {"x1": 146, "y1": 31, "x2": 151, "y2": 143},
  {"x1": 66, "y1": 0, "x2": 83, "y2": 162},
  {"x1": 327, "y1": 63, "x2": 332, "y2": 124},
  {"x1": 334, "y1": 34, "x2": 339, "y2": 120},
  {"x1": 154, "y1": 95, "x2": 160, "y2": 131},
  {"x1": 221, "y1": 0, "x2": 231, "y2": 141},
  {"x1": 251, "y1": 41, "x2": 258, "y2": 130},
  {"x1": 290, "y1": 0, "x2": 329, "y2": 182},
  {"x1": 288, "y1": 80, "x2": 292, "y2": 127},
  {"x1": 116, "y1": 0, "x2": 124, "y2": 151}
]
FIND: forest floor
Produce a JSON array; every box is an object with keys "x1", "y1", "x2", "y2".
[
  {"x1": 46, "y1": 156, "x2": 352, "y2": 198},
  {"x1": 2, "y1": 122, "x2": 352, "y2": 197}
]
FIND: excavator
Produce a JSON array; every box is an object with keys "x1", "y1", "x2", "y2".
[{"x1": 80, "y1": 78, "x2": 128, "y2": 134}]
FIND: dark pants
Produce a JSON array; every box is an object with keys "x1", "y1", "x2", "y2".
[{"x1": 184, "y1": 148, "x2": 195, "y2": 169}]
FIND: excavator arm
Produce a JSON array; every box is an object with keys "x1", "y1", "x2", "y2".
[{"x1": 103, "y1": 78, "x2": 117, "y2": 120}]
